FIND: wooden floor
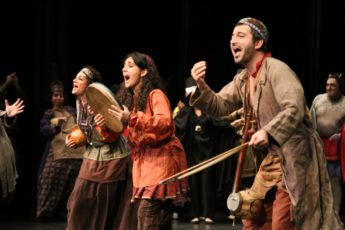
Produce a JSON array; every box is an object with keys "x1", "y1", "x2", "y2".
[
  {"x1": 1, "y1": 202, "x2": 344, "y2": 230},
  {"x1": 2, "y1": 212, "x2": 345, "y2": 230},
  {"x1": 0, "y1": 218, "x2": 243, "y2": 230},
  {"x1": 0, "y1": 196, "x2": 243, "y2": 230}
]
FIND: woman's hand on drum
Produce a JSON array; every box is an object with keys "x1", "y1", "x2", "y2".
[
  {"x1": 65, "y1": 136, "x2": 77, "y2": 148},
  {"x1": 65, "y1": 125, "x2": 86, "y2": 148},
  {"x1": 94, "y1": 113, "x2": 106, "y2": 128},
  {"x1": 87, "y1": 105, "x2": 95, "y2": 116},
  {"x1": 108, "y1": 105, "x2": 130, "y2": 123}
]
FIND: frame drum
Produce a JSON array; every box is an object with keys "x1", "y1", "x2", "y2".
[{"x1": 86, "y1": 82, "x2": 124, "y2": 133}]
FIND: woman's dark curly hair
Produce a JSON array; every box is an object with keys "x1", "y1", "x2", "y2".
[{"x1": 117, "y1": 52, "x2": 165, "y2": 112}]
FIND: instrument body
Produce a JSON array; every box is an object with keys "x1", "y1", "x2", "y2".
[
  {"x1": 227, "y1": 107, "x2": 260, "y2": 219},
  {"x1": 227, "y1": 189, "x2": 262, "y2": 219},
  {"x1": 86, "y1": 82, "x2": 124, "y2": 133},
  {"x1": 66, "y1": 124, "x2": 87, "y2": 146}
]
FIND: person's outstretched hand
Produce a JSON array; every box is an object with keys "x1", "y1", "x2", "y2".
[
  {"x1": 191, "y1": 61, "x2": 208, "y2": 91},
  {"x1": 6, "y1": 72, "x2": 18, "y2": 85},
  {"x1": 5, "y1": 98, "x2": 25, "y2": 117}
]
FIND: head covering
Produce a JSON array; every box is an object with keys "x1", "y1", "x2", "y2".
[
  {"x1": 50, "y1": 80, "x2": 64, "y2": 94},
  {"x1": 328, "y1": 72, "x2": 344, "y2": 90},
  {"x1": 238, "y1": 17, "x2": 269, "y2": 43},
  {"x1": 81, "y1": 65, "x2": 102, "y2": 83},
  {"x1": 185, "y1": 77, "x2": 197, "y2": 96}
]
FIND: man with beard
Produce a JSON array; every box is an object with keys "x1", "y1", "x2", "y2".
[
  {"x1": 189, "y1": 17, "x2": 344, "y2": 229},
  {"x1": 311, "y1": 72, "x2": 345, "y2": 218}
]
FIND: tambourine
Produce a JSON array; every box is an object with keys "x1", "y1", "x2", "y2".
[{"x1": 86, "y1": 82, "x2": 124, "y2": 133}]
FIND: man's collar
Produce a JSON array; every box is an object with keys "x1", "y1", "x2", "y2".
[{"x1": 252, "y1": 52, "x2": 272, "y2": 78}]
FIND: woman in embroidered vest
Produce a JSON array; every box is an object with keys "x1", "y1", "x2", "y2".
[{"x1": 65, "y1": 66, "x2": 135, "y2": 230}]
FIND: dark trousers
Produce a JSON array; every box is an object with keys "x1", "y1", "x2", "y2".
[{"x1": 137, "y1": 199, "x2": 172, "y2": 230}]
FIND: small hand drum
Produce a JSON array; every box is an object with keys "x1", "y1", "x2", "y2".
[
  {"x1": 86, "y1": 82, "x2": 124, "y2": 133},
  {"x1": 66, "y1": 124, "x2": 87, "y2": 146}
]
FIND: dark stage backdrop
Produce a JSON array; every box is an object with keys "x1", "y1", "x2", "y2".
[{"x1": 0, "y1": 0, "x2": 344, "y2": 219}]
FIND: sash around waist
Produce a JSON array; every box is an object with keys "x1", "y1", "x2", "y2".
[{"x1": 84, "y1": 137, "x2": 130, "y2": 161}]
